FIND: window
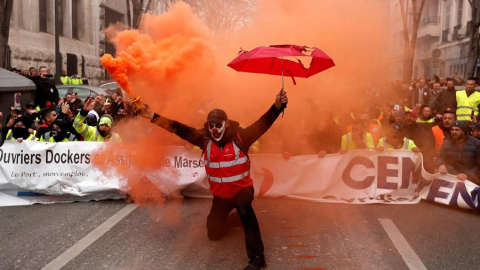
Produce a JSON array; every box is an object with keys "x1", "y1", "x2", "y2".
[
  {"x1": 58, "y1": 0, "x2": 64, "y2": 36},
  {"x1": 457, "y1": 0, "x2": 463, "y2": 26},
  {"x1": 39, "y1": 0, "x2": 47, "y2": 32},
  {"x1": 444, "y1": 3, "x2": 451, "y2": 30},
  {"x1": 72, "y1": 0, "x2": 79, "y2": 39}
]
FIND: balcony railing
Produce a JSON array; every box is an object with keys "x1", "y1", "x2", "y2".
[{"x1": 421, "y1": 16, "x2": 440, "y2": 26}]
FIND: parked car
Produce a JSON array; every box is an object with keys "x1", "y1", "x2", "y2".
[
  {"x1": 56, "y1": 85, "x2": 110, "y2": 101},
  {"x1": 99, "y1": 81, "x2": 129, "y2": 98}
]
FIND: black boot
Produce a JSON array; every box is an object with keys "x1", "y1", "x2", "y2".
[{"x1": 243, "y1": 255, "x2": 266, "y2": 270}]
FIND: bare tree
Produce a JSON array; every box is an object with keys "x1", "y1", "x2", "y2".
[
  {"x1": 126, "y1": 0, "x2": 153, "y2": 28},
  {"x1": 0, "y1": 0, "x2": 13, "y2": 69},
  {"x1": 465, "y1": 0, "x2": 480, "y2": 79},
  {"x1": 399, "y1": 0, "x2": 426, "y2": 83}
]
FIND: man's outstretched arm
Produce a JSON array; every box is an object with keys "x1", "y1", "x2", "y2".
[
  {"x1": 240, "y1": 89, "x2": 288, "y2": 148},
  {"x1": 141, "y1": 106, "x2": 208, "y2": 149}
]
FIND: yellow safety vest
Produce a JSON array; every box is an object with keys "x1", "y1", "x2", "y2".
[
  {"x1": 456, "y1": 90, "x2": 480, "y2": 121},
  {"x1": 6, "y1": 130, "x2": 37, "y2": 141},
  {"x1": 377, "y1": 137, "x2": 417, "y2": 151},
  {"x1": 416, "y1": 118, "x2": 434, "y2": 123},
  {"x1": 60, "y1": 76, "x2": 69, "y2": 85},
  {"x1": 341, "y1": 132, "x2": 375, "y2": 151},
  {"x1": 40, "y1": 131, "x2": 77, "y2": 142},
  {"x1": 72, "y1": 113, "x2": 121, "y2": 142},
  {"x1": 70, "y1": 77, "x2": 83, "y2": 85}
]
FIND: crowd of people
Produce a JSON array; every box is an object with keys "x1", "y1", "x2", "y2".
[
  {"x1": 258, "y1": 75, "x2": 480, "y2": 185},
  {"x1": 2, "y1": 66, "x2": 134, "y2": 143},
  {"x1": 3, "y1": 67, "x2": 480, "y2": 184}
]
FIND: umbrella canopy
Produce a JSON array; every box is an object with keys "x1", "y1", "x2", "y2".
[{"x1": 227, "y1": 44, "x2": 335, "y2": 85}]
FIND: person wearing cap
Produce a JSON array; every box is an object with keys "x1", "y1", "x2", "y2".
[
  {"x1": 40, "y1": 118, "x2": 78, "y2": 142},
  {"x1": 86, "y1": 110, "x2": 99, "y2": 126},
  {"x1": 140, "y1": 89, "x2": 288, "y2": 270},
  {"x1": 437, "y1": 120, "x2": 480, "y2": 184},
  {"x1": 377, "y1": 123, "x2": 419, "y2": 152},
  {"x1": 5, "y1": 117, "x2": 37, "y2": 142},
  {"x1": 72, "y1": 96, "x2": 121, "y2": 142},
  {"x1": 470, "y1": 122, "x2": 480, "y2": 140}
]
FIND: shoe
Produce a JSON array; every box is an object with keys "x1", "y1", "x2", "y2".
[{"x1": 243, "y1": 255, "x2": 266, "y2": 270}]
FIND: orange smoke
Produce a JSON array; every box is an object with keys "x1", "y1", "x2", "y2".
[{"x1": 96, "y1": 0, "x2": 389, "y2": 206}]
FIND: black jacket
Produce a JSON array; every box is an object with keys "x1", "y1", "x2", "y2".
[
  {"x1": 151, "y1": 104, "x2": 283, "y2": 151},
  {"x1": 28, "y1": 75, "x2": 59, "y2": 108},
  {"x1": 437, "y1": 136, "x2": 480, "y2": 178}
]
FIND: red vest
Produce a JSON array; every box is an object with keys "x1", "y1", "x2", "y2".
[{"x1": 204, "y1": 139, "x2": 252, "y2": 199}]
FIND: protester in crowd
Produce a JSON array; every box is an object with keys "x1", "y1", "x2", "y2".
[
  {"x1": 403, "y1": 110, "x2": 436, "y2": 172},
  {"x1": 377, "y1": 122, "x2": 419, "y2": 152},
  {"x1": 428, "y1": 82, "x2": 442, "y2": 112},
  {"x1": 356, "y1": 107, "x2": 382, "y2": 146},
  {"x1": 456, "y1": 78, "x2": 480, "y2": 122},
  {"x1": 437, "y1": 121, "x2": 480, "y2": 185},
  {"x1": 86, "y1": 110, "x2": 99, "y2": 127},
  {"x1": 60, "y1": 70, "x2": 70, "y2": 85},
  {"x1": 340, "y1": 119, "x2": 375, "y2": 152},
  {"x1": 439, "y1": 77, "x2": 447, "y2": 87},
  {"x1": 411, "y1": 78, "x2": 430, "y2": 110},
  {"x1": 470, "y1": 122, "x2": 480, "y2": 140},
  {"x1": 434, "y1": 78, "x2": 457, "y2": 119},
  {"x1": 27, "y1": 66, "x2": 59, "y2": 109},
  {"x1": 70, "y1": 71, "x2": 83, "y2": 85},
  {"x1": 431, "y1": 109, "x2": 456, "y2": 155},
  {"x1": 2, "y1": 107, "x2": 23, "y2": 137},
  {"x1": 39, "y1": 118, "x2": 78, "y2": 142},
  {"x1": 28, "y1": 67, "x2": 36, "y2": 76},
  {"x1": 36, "y1": 109, "x2": 58, "y2": 139},
  {"x1": 114, "y1": 103, "x2": 129, "y2": 123},
  {"x1": 140, "y1": 89, "x2": 288, "y2": 270},
  {"x1": 73, "y1": 96, "x2": 121, "y2": 142},
  {"x1": 416, "y1": 105, "x2": 435, "y2": 124},
  {"x1": 5, "y1": 117, "x2": 37, "y2": 142},
  {"x1": 23, "y1": 103, "x2": 40, "y2": 131},
  {"x1": 309, "y1": 110, "x2": 342, "y2": 157}
]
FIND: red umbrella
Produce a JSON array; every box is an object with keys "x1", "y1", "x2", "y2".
[{"x1": 227, "y1": 44, "x2": 335, "y2": 87}]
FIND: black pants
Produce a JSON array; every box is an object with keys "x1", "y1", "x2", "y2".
[{"x1": 206, "y1": 186, "x2": 264, "y2": 259}]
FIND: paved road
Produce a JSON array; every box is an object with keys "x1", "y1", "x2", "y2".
[{"x1": 1, "y1": 198, "x2": 479, "y2": 270}]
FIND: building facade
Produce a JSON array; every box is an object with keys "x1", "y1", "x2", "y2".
[
  {"x1": 388, "y1": 0, "x2": 474, "y2": 81},
  {"x1": 8, "y1": 0, "x2": 167, "y2": 86}
]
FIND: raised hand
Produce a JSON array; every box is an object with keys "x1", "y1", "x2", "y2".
[{"x1": 275, "y1": 89, "x2": 288, "y2": 110}]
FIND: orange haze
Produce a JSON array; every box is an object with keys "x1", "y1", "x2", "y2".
[{"x1": 97, "y1": 0, "x2": 389, "y2": 207}]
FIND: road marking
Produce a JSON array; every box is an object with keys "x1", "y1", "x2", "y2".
[
  {"x1": 42, "y1": 203, "x2": 138, "y2": 270},
  {"x1": 379, "y1": 218, "x2": 427, "y2": 270}
]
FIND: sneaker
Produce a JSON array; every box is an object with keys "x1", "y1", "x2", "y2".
[{"x1": 243, "y1": 255, "x2": 266, "y2": 270}]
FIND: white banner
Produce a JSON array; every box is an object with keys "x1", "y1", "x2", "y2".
[{"x1": 0, "y1": 141, "x2": 479, "y2": 210}]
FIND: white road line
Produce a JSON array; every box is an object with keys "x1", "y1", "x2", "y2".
[
  {"x1": 379, "y1": 218, "x2": 427, "y2": 270},
  {"x1": 42, "y1": 203, "x2": 139, "y2": 270}
]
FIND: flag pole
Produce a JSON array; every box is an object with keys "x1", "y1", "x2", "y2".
[{"x1": 281, "y1": 57, "x2": 286, "y2": 116}]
